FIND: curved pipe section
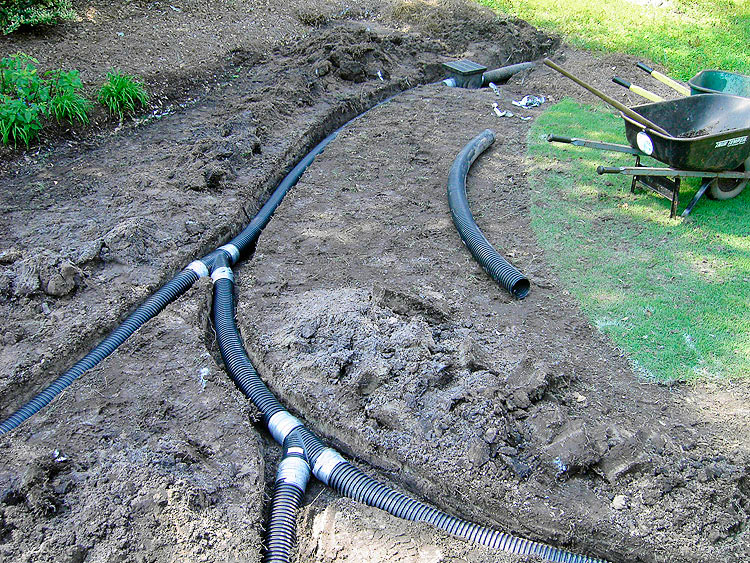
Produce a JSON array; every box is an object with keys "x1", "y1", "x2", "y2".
[
  {"x1": 447, "y1": 129, "x2": 530, "y2": 299},
  {"x1": 324, "y1": 460, "x2": 607, "y2": 563},
  {"x1": 210, "y1": 264, "x2": 608, "y2": 562},
  {"x1": 0, "y1": 266, "x2": 205, "y2": 434},
  {"x1": 211, "y1": 256, "x2": 286, "y2": 423}
]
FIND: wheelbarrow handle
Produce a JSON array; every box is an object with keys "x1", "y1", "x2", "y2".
[
  {"x1": 547, "y1": 134, "x2": 643, "y2": 155},
  {"x1": 543, "y1": 59, "x2": 670, "y2": 136}
]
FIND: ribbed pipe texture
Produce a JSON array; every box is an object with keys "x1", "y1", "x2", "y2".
[
  {"x1": 447, "y1": 129, "x2": 530, "y2": 299},
  {"x1": 263, "y1": 482, "x2": 306, "y2": 563},
  {"x1": 0, "y1": 269, "x2": 199, "y2": 434},
  {"x1": 227, "y1": 132, "x2": 339, "y2": 260},
  {"x1": 292, "y1": 426, "x2": 326, "y2": 466},
  {"x1": 212, "y1": 274, "x2": 285, "y2": 421},
  {"x1": 328, "y1": 461, "x2": 608, "y2": 563}
]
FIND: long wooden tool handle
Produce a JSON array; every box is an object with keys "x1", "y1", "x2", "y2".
[
  {"x1": 637, "y1": 62, "x2": 690, "y2": 96},
  {"x1": 612, "y1": 77, "x2": 664, "y2": 103},
  {"x1": 543, "y1": 58, "x2": 670, "y2": 136}
]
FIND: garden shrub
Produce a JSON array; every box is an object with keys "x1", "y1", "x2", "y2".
[{"x1": 0, "y1": 0, "x2": 75, "y2": 35}]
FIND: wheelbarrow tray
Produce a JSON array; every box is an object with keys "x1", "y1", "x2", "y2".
[
  {"x1": 622, "y1": 94, "x2": 750, "y2": 171},
  {"x1": 689, "y1": 70, "x2": 750, "y2": 98}
]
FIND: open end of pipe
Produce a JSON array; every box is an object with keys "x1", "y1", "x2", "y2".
[{"x1": 512, "y1": 279, "x2": 530, "y2": 299}]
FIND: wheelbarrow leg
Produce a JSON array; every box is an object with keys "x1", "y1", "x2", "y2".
[
  {"x1": 681, "y1": 178, "x2": 712, "y2": 217},
  {"x1": 631, "y1": 156, "x2": 640, "y2": 193},
  {"x1": 670, "y1": 177, "x2": 680, "y2": 218}
]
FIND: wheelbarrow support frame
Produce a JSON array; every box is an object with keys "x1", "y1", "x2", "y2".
[{"x1": 549, "y1": 135, "x2": 750, "y2": 217}]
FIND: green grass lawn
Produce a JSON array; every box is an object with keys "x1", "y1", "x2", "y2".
[
  {"x1": 528, "y1": 99, "x2": 750, "y2": 382},
  {"x1": 478, "y1": 0, "x2": 750, "y2": 79}
]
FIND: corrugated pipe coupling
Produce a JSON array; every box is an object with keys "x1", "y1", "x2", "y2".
[
  {"x1": 277, "y1": 454, "x2": 311, "y2": 491},
  {"x1": 312, "y1": 448, "x2": 346, "y2": 485},
  {"x1": 268, "y1": 411, "x2": 304, "y2": 446},
  {"x1": 211, "y1": 266, "x2": 234, "y2": 283},
  {"x1": 185, "y1": 260, "x2": 209, "y2": 278},
  {"x1": 218, "y1": 243, "x2": 240, "y2": 265}
]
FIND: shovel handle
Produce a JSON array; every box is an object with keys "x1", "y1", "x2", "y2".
[
  {"x1": 612, "y1": 77, "x2": 664, "y2": 103},
  {"x1": 636, "y1": 62, "x2": 690, "y2": 96},
  {"x1": 637, "y1": 62, "x2": 654, "y2": 74},
  {"x1": 547, "y1": 134, "x2": 572, "y2": 144},
  {"x1": 543, "y1": 58, "x2": 670, "y2": 136}
]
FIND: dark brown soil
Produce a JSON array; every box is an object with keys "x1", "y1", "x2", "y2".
[{"x1": 0, "y1": 1, "x2": 748, "y2": 563}]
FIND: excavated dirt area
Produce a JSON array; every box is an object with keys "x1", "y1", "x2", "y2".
[{"x1": 0, "y1": 1, "x2": 748, "y2": 562}]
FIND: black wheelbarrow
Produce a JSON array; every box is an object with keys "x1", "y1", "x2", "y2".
[{"x1": 544, "y1": 59, "x2": 750, "y2": 217}]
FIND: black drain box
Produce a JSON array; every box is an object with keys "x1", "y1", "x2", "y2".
[{"x1": 442, "y1": 59, "x2": 487, "y2": 89}]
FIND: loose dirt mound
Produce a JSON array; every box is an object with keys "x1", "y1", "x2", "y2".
[{"x1": 0, "y1": 1, "x2": 747, "y2": 562}]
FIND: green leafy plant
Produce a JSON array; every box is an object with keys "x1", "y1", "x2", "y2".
[
  {"x1": 1, "y1": 52, "x2": 49, "y2": 103},
  {"x1": 47, "y1": 69, "x2": 91, "y2": 124},
  {"x1": 48, "y1": 90, "x2": 91, "y2": 124},
  {"x1": 0, "y1": 95, "x2": 43, "y2": 146},
  {"x1": 0, "y1": 0, "x2": 75, "y2": 35},
  {"x1": 97, "y1": 70, "x2": 149, "y2": 119},
  {"x1": 0, "y1": 53, "x2": 48, "y2": 146},
  {"x1": 0, "y1": 54, "x2": 92, "y2": 147}
]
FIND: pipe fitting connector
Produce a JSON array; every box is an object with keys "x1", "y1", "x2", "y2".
[
  {"x1": 211, "y1": 266, "x2": 234, "y2": 283},
  {"x1": 218, "y1": 243, "x2": 240, "y2": 264},
  {"x1": 268, "y1": 411, "x2": 303, "y2": 445},
  {"x1": 185, "y1": 260, "x2": 209, "y2": 278},
  {"x1": 277, "y1": 455, "x2": 311, "y2": 491},
  {"x1": 312, "y1": 448, "x2": 345, "y2": 485}
]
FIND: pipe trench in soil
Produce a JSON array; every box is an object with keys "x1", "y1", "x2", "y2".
[{"x1": 0, "y1": 84, "x2": 608, "y2": 563}]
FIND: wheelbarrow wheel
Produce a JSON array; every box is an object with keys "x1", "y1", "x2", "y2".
[{"x1": 707, "y1": 156, "x2": 750, "y2": 200}]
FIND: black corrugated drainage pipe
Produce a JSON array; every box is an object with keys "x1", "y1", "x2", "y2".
[
  {"x1": 0, "y1": 261, "x2": 209, "y2": 434},
  {"x1": 263, "y1": 432, "x2": 311, "y2": 563},
  {"x1": 210, "y1": 262, "x2": 608, "y2": 562},
  {"x1": 211, "y1": 254, "x2": 287, "y2": 424},
  {"x1": 447, "y1": 129, "x2": 530, "y2": 298},
  {"x1": 482, "y1": 62, "x2": 535, "y2": 87},
  {"x1": 317, "y1": 456, "x2": 609, "y2": 563},
  {"x1": 220, "y1": 131, "x2": 340, "y2": 265},
  {"x1": 0, "y1": 129, "x2": 342, "y2": 435}
]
